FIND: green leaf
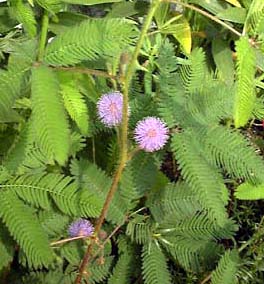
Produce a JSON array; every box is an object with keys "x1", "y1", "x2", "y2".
[
  {"x1": 62, "y1": 0, "x2": 121, "y2": 4},
  {"x1": 180, "y1": 48, "x2": 207, "y2": 94},
  {"x1": 234, "y1": 36, "x2": 256, "y2": 128},
  {"x1": 34, "y1": 0, "x2": 62, "y2": 14},
  {"x1": 0, "y1": 41, "x2": 32, "y2": 117},
  {"x1": 9, "y1": 0, "x2": 36, "y2": 37},
  {"x1": 212, "y1": 38, "x2": 234, "y2": 84},
  {"x1": 61, "y1": 81, "x2": 89, "y2": 136},
  {"x1": 244, "y1": 0, "x2": 264, "y2": 32},
  {"x1": 170, "y1": 17, "x2": 192, "y2": 54},
  {"x1": 0, "y1": 190, "x2": 53, "y2": 268},
  {"x1": 70, "y1": 159, "x2": 127, "y2": 224},
  {"x1": 108, "y1": 249, "x2": 134, "y2": 284},
  {"x1": 189, "y1": 0, "x2": 226, "y2": 15},
  {"x1": 44, "y1": 18, "x2": 136, "y2": 66},
  {"x1": 217, "y1": 7, "x2": 246, "y2": 23},
  {"x1": 31, "y1": 65, "x2": 70, "y2": 165},
  {"x1": 142, "y1": 243, "x2": 171, "y2": 284},
  {"x1": 0, "y1": 225, "x2": 14, "y2": 271},
  {"x1": 223, "y1": 0, "x2": 241, "y2": 7},
  {"x1": 211, "y1": 250, "x2": 239, "y2": 284},
  {"x1": 171, "y1": 131, "x2": 228, "y2": 225},
  {"x1": 155, "y1": 4, "x2": 191, "y2": 54},
  {"x1": 49, "y1": 12, "x2": 89, "y2": 35},
  {"x1": 202, "y1": 126, "x2": 264, "y2": 183},
  {"x1": 107, "y1": 1, "x2": 141, "y2": 18},
  {"x1": 235, "y1": 183, "x2": 264, "y2": 200}
]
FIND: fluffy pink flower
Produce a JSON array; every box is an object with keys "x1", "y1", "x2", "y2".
[
  {"x1": 134, "y1": 117, "x2": 169, "y2": 152},
  {"x1": 97, "y1": 91, "x2": 123, "y2": 127},
  {"x1": 68, "y1": 219, "x2": 94, "y2": 237}
]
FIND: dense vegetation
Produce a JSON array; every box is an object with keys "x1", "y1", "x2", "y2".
[{"x1": 1, "y1": 0, "x2": 264, "y2": 283}]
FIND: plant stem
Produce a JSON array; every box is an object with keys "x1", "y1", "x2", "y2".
[
  {"x1": 200, "y1": 273, "x2": 211, "y2": 284},
  {"x1": 238, "y1": 215, "x2": 264, "y2": 253},
  {"x1": 74, "y1": 1, "x2": 161, "y2": 283},
  {"x1": 163, "y1": 0, "x2": 242, "y2": 37},
  {"x1": 50, "y1": 66, "x2": 117, "y2": 80},
  {"x1": 50, "y1": 236, "x2": 89, "y2": 246},
  {"x1": 38, "y1": 11, "x2": 49, "y2": 62}
]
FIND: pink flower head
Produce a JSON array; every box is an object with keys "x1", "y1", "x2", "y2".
[
  {"x1": 97, "y1": 91, "x2": 123, "y2": 127},
  {"x1": 134, "y1": 117, "x2": 169, "y2": 152},
  {"x1": 68, "y1": 218, "x2": 94, "y2": 237}
]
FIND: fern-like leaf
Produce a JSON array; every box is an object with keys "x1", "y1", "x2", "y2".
[
  {"x1": 142, "y1": 243, "x2": 171, "y2": 284},
  {"x1": 61, "y1": 81, "x2": 89, "y2": 135},
  {"x1": 180, "y1": 48, "x2": 207, "y2": 94},
  {"x1": 148, "y1": 182, "x2": 202, "y2": 222},
  {"x1": 0, "y1": 190, "x2": 53, "y2": 268},
  {"x1": 163, "y1": 239, "x2": 221, "y2": 272},
  {"x1": 202, "y1": 126, "x2": 264, "y2": 183},
  {"x1": 126, "y1": 215, "x2": 153, "y2": 245},
  {"x1": 9, "y1": 0, "x2": 36, "y2": 37},
  {"x1": 70, "y1": 159, "x2": 127, "y2": 224},
  {"x1": 211, "y1": 250, "x2": 239, "y2": 284},
  {"x1": 31, "y1": 65, "x2": 70, "y2": 165},
  {"x1": 1, "y1": 173, "x2": 101, "y2": 217},
  {"x1": 44, "y1": 18, "x2": 136, "y2": 66},
  {"x1": 234, "y1": 36, "x2": 256, "y2": 127},
  {"x1": 0, "y1": 66, "x2": 28, "y2": 118},
  {"x1": 108, "y1": 249, "x2": 134, "y2": 284},
  {"x1": 0, "y1": 225, "x2": 14, "y2": 271},
  {"x1": 171, "y1": 131, "x2": 227, "y2": 225}
]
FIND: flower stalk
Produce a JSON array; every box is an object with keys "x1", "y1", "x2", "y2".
[{"x1": 74, "y1": 1, "x2": 162, "y2": 283}]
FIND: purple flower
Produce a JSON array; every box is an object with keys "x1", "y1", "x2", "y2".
[
  {"x1": 97, "y1": 91, "x2": 123, "y2": 127},
  {"x1": 68, "y1": 219, "x2": 94, "y2": 237},
  {"x1": 134, "y1": 117, "x2": 169, "y2": 152}
]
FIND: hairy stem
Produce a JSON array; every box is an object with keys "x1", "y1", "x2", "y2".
[
  {"x1": 163, "y1": 0, "x2": 242, "y2": 37},
  {"x1": 37, "y1": 11, "x2": 49, "y2": 62},
  {"x1": 74, "y1": 1, "x2": 161, "y2": 283}
]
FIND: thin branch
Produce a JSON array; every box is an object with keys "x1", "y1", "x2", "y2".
[
  {"x1": 50, "y1": 66, "x2": 117, "y2": 80},
  {"x1": 238, "y1": 215, "x2": 264, "y2": 253},
  {"x1": 91, "y1": 218, "x2": 127, "y2": 261},
  {"x1": 200, "y1": 273, "x2": 211, "y2": 284},
  {"x1": 74, "y1": 1, "x2": 161, "y2": 283},
  {"x1": 163, "y1": 0, "x2": 242, "y2": 37},
  {"x1": 74, "y1": 162, "x2": 125, "y2": 284},
  {"x1": 50, "y1": 235, "x2": 90, "y2": 246}
]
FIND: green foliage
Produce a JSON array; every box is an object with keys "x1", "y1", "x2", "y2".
[
  {"x1": 63, "y1": 0, "x2": 121, "y2": 4},
  {"x1": 70, "y1": 159, "x2": 127, "y2": 224},
  {"x1": 201, "y1": 126, "x2": 264, "y2": 183},
  {"x1": 108, "y1": 246, "x2": 134, "y2": 284},
  {"x1": 31, "y1": 65, "x2": 70, "y2": 165},
  {"x1": 44, "y1": 18, "x2": 137, "y2": 66},
  {"x1": 235, "y1": 182, "x2": 264, "y2": 200},
  {"x1": 0, "y1": 225, "x2": 14, "y2": 271},
  {"x1": 211, "y1": 250, "x2": 240, "y2": 284},
  {"x1": 180, "y1": 48, "x2": 207, "y2": 94},
  {"x1": 0, "y1": 1, "x2": 264, "y2": 283},
  {"x1": 0, "y1": 55, "x2": 31, "y2": 121},
  {"x1": 9, "y1": 0, "x2": 36, "y2": 37},
  {"x1": 234, "y1": 36, "x2": 256, "y2": 128},
  {"x1": 34, "y1": 0, "x2": 62, "y2": 14},
  {"x1": 59, "y1": 73, "x2": 89, "y2": 135},
  {"x1": 0, "y1": 190, "x2": 53, "y2": 268},
  {"x1": 171, "y1": 131, "x2": 227, "y2": 225},
  {"x1": 142, "y1": 243, "x2": 171, "y2": 284}
]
